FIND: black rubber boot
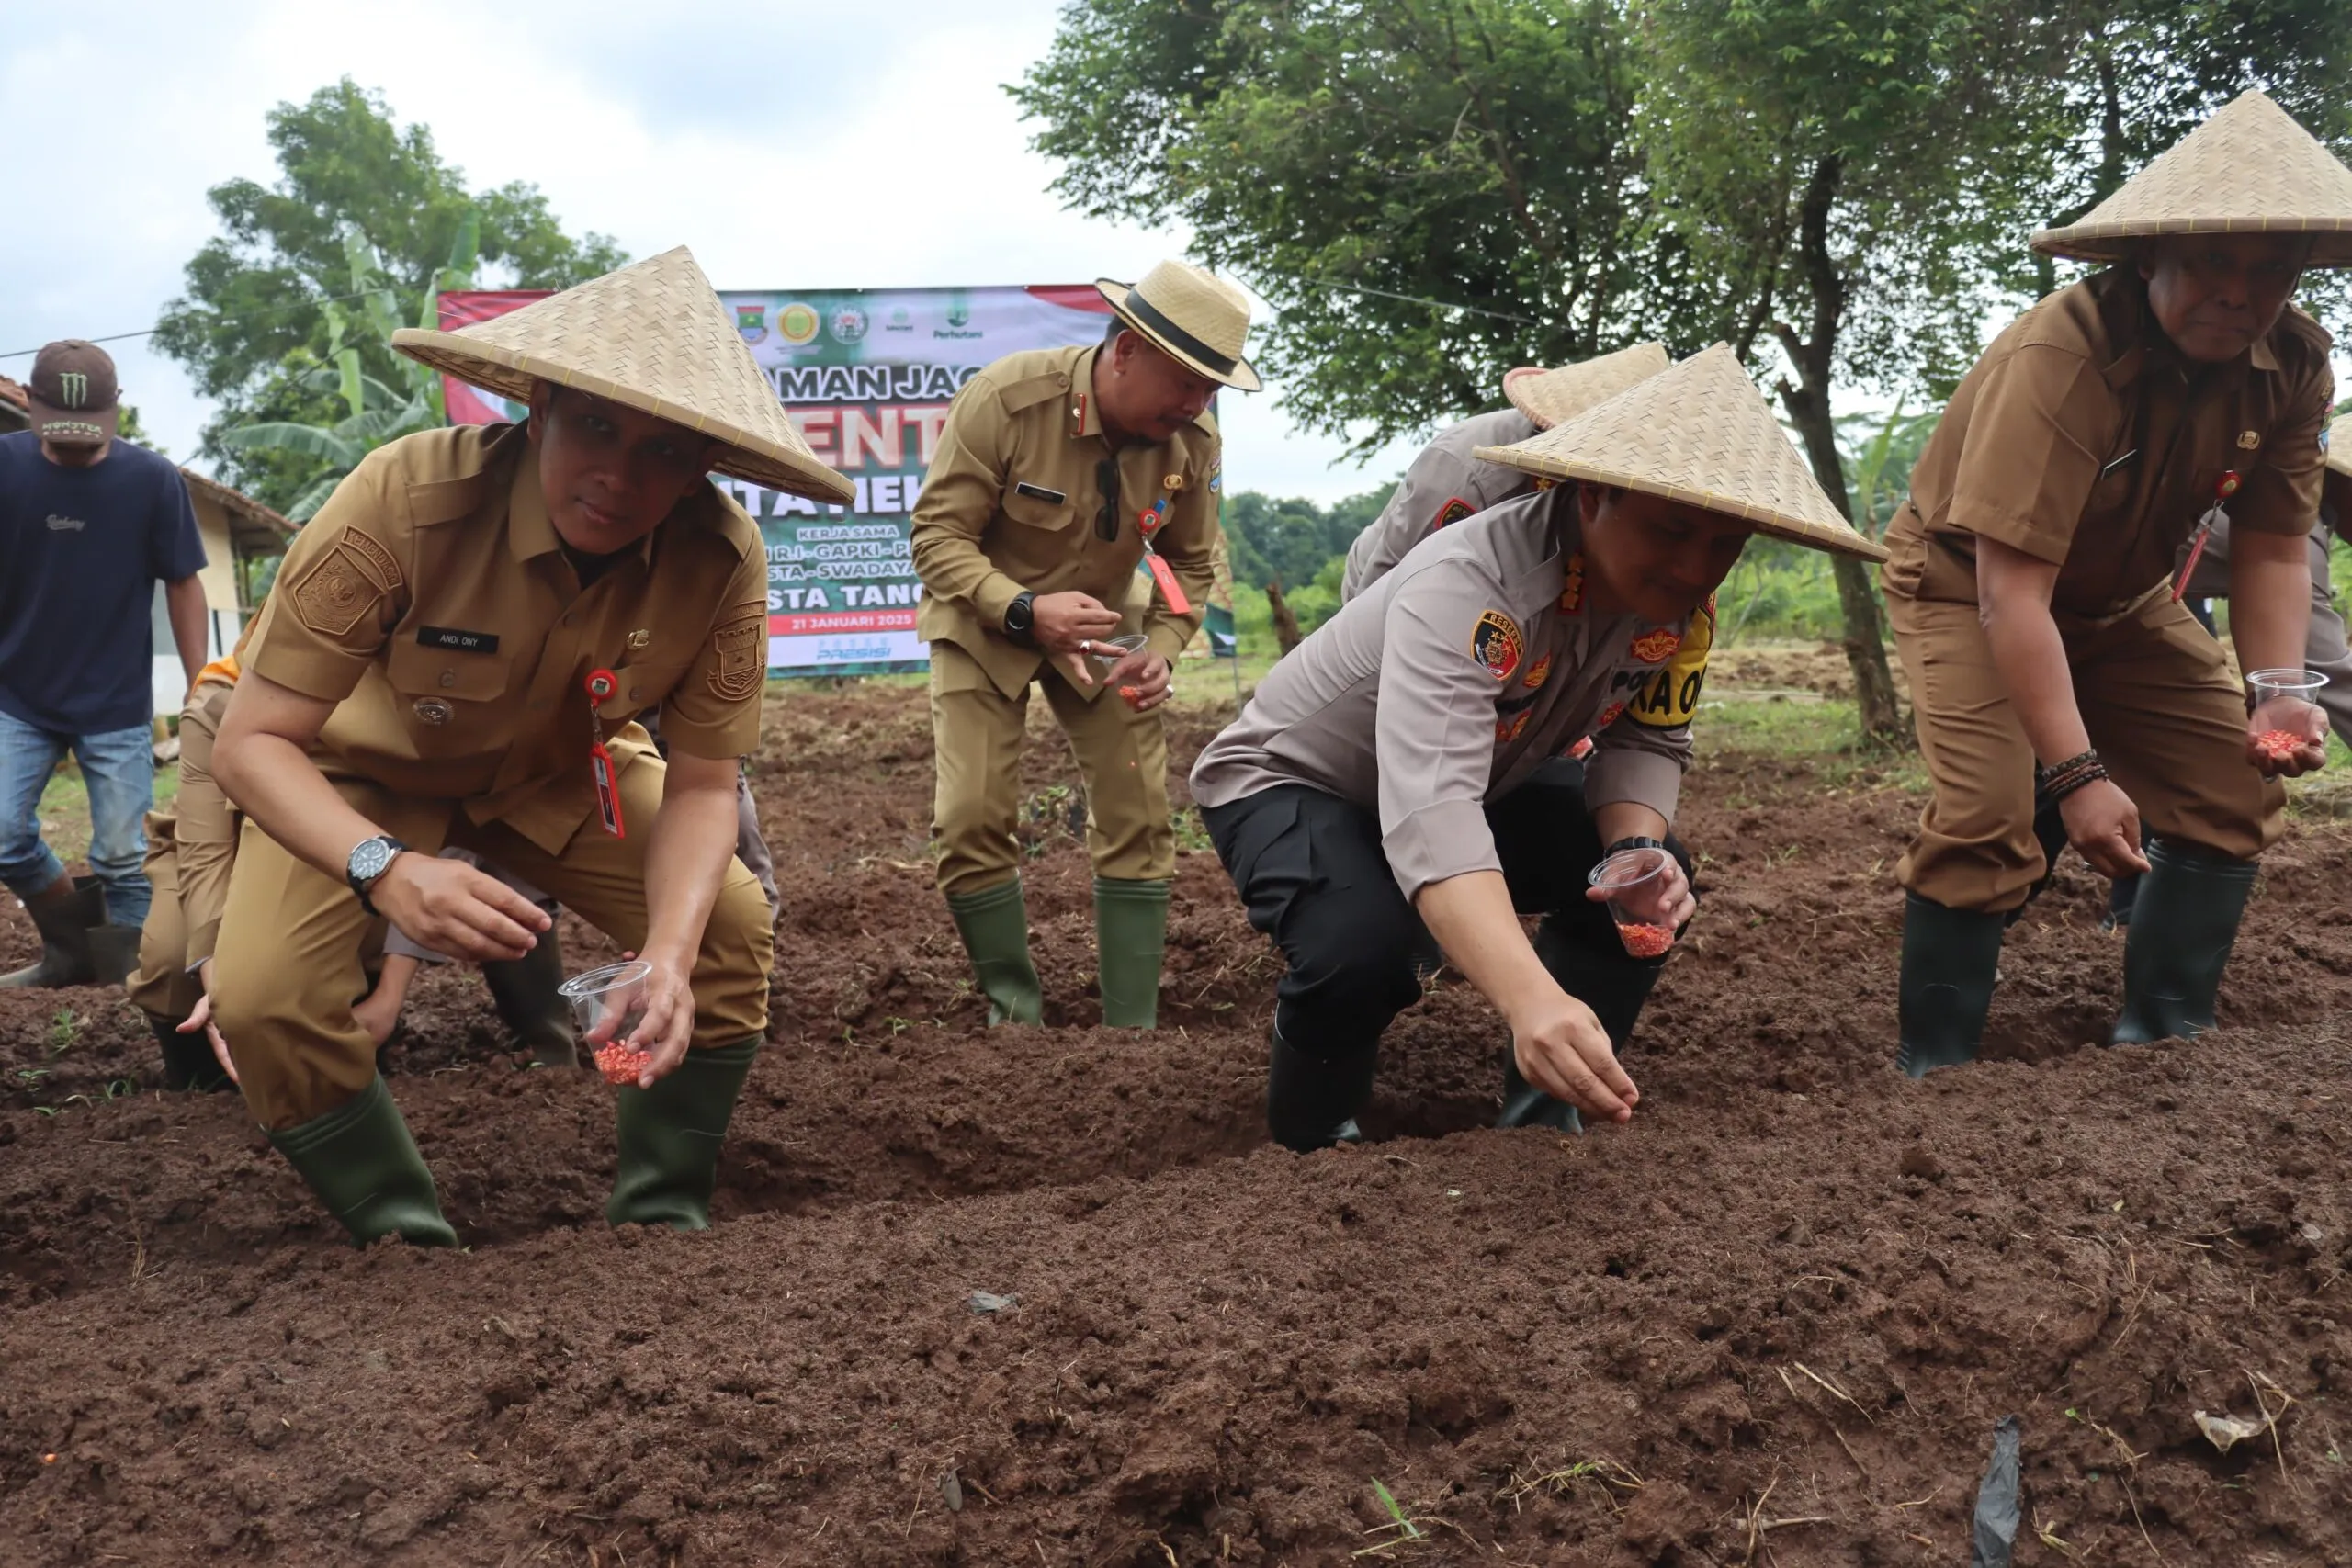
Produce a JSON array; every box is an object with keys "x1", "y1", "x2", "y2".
[
  {"x1": 267, "y1": 1076, "x2": 458, "y2": 1247},
  {"x1": 1895, "y1": 893, "x2": 2006, "y2": 1077},
  {"x1": 1498, "y1": 927, "x2": 1666, "y2": 1134},
  {"x1": 1266, "y1": 1021, "x2": 1374, "y2": 1153},
  {"x1": 86, "y1": 924, "x2": 142, "y2": 987},
  {"x1": 2109, "y1": 839, "x2": 2256, "y2": 1045},
  {"x1": 148, "y1": 1010, "x2": 231, "y2": 1091},
  {"x1": 607, "y1": 1038, "x2": 758, "y2": 1230},
  {"x1": 481, "y1": 925, "x2": 580, "y2": 1067},
  {"x1": 1093, "y1": 876, "x2": 1170, "y2": 1028},
  {"x1": 944, "y1": 878, "x2": 1045, "y2": 1025},
  {"x1": 2101, "y1": 874, "x2": 2141, "y2": 932},
  {"x1": 0, "y1": 877, "x2": 103, "y2": 988}
]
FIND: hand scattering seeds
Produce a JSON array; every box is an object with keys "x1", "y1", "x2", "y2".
[{"x1": 594, "y1": 1043, "x2": 652, "y2": 1086}]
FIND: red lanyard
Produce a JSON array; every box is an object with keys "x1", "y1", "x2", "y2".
[
  {"x1": 584, "y1": 669, "x2": 627, "y2": 838},
  {"x1": 2172, "y1": 469, "x2": 2241, "y2": 603},
  {"x1": 1136, "y1": 479, "x2": 1192, "y2": 616}
]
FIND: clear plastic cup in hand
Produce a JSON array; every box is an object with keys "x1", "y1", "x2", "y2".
[
  {"x1": 560, "y1": 960, "x2": 652, "y2": 1086},
  {"x1": 2246, "y1": 667, "x2": 2329, "y2": 764},
  {"x1": 1588, "y1": 847, "x2": 1679, "y2": 959},
  {"x1": 1087, "y1": 633, "x2": 1149, "y2": 676}
]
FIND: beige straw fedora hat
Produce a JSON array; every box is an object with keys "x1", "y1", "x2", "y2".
[
  {"x1": 392, "y1": 246, "x2": 853, "y2": 504},
  {"x1": 2327, "y1": 412, "x2": 2351, "y2": 479},
  {"x1": 1500, "y1": 343, "x2": 1670, "y2": 430},
  {"x1": 1094, "y1": 260, "x2": 1261, "y2": 391},
  {"x1": 2030, "y1": 90, "x2": 2352, "y2": 266},
  {"x1": 1476, "y1": 344, "x2": 1883, "y2": 561}
]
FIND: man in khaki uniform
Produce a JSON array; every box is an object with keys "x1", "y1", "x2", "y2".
[
  {"x1": 208, "y1": 249, "x2": 848, "y2": 1246},
  {"x1": 912, "y1": 260, "x2": 1255, "y2": 1028},
  {"x1": 1340, "y1": 344, "x2": 1668, "y2": 600},
  {"x1": 1883, "y1": 91, "x2": 2346, "y2": 1074},
  {"x1": 1193, "y1": 348, "x2": 1882, "y2": 1146}
]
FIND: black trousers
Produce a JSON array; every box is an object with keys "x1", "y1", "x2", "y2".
[{"x1": 1200, "y1": 770, "x2": 1690, "y2": 1066}]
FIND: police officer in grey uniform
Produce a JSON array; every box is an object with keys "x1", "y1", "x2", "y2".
[
  {"x1": 1340, "y1": 344, "x2": 1668, "y2": 601},
  {"x1": 1192, "y1": 346, "x2": 1884, "y2": 1148}
]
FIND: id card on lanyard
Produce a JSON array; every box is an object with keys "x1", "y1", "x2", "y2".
[
  {"x1": 584, "y1": 669, "x2": 627, "y2": 838},
  {"x1": 1137, "y1": 473, "x2": 1192, "y2": 615}
]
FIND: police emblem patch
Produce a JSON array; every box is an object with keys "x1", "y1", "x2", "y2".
[
  {"x1": 1431, "y1": 497, "x2": 1476, "y2": 531},
  {"x1": 1597, "y1": 700, "x2": 1626, "y2": 730},
  {"x1": 1495, "y1": 709, "x2": 1532, "y2": 744},
  {"x1": 1470, "y1": 610, "x2": 1523, "y2": 681},
  {"x1": 1630, "y1": 626, "x2": 1682, "y2": 664},
  {"x1": 1558, "y1": 552, "x2": 1585, "y2": 613},
  {"x1": 1522, "y1": 653, "x2": 1552, "y2": 691}
]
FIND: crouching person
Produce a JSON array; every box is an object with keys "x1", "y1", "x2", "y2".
[
  {"x1": 206, "y1": 250, "x2": 832, "y2": 1245},
  {"x1": 1189, "y1": 347, "x2": 1883, "y2": 1146}
]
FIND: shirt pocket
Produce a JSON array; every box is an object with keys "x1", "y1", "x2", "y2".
[
  {"x1": 595, "y1": 659, "x2": 693, "y2": 725},
  {"x1": 1001, "y1": 485, "x2": 1084, "y2": 536},
  {"x1": 385, "y1": 639, "x2": 514, "y2": 752}
]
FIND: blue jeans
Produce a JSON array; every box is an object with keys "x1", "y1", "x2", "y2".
[{"x1": 0, "y1": 710, "x2": 155, "y2": 927}]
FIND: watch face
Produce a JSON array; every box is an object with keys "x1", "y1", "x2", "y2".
[{"x1": 350, "y1": 838, "x2": 394, "y2": 884}]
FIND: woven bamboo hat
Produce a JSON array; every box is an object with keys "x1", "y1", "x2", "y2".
[
  {"x1": 2326, "y1": 413, "x2": 2352, "y2": 479},
  {"x1": 391, "y1": 246, "x2": 853, "y2": 503},
  {"x1": 1500, "y1": 343, "x2": 1670, "y2": 430},
  {"x1": 1476, "y1": 344, "x2": 1883, "y2": 561},
  {"x1": 2030, "y1": 91, "x2": 2352, "y2": 266},
  {"x1": 1095, "y1": 260, "x2": 1261, "y2": 391}
]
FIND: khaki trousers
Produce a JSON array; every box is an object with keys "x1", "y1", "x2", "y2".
[
  {"x1": 211, "y1": 748, "x2": 774, "y2": 1130},
  {"x1": 929, "y1": 639, "x2": 1175, "y2": 897},
  {"x1": 1890, "y1": 580, "x2": 2282, "y2": 914},
  {"x1": 125, "y1": 820, "x2": 203, "y2": 1023}
]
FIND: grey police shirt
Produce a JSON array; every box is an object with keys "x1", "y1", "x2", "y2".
[
  {"x1": 1340, "y1": 406, "x2": 1540, "y2": 600},
  {"x1": 1193, "y1": 484, "x2": 1714, "y2": 901}
]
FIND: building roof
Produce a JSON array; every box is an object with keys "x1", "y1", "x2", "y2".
[
  {"x1": 0, "y1": 374, "x2": 26, "y2": 431},
  {"x1": 180, "y1": 467, "x2": 296, "y2": 560}
]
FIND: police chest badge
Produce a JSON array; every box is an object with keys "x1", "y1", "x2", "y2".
[
  {"x1": 1521, "y1": 652, "x2": 1552, "y2": 691},
  {"x1": 1629, "y1": 626, "x2": 1682, "y2": 664},
  {"x1": 1470, "y1": 610, "x2": 1523, "y2": 681},
  {"x1": 709, "y1": 612, "x2": 766, "y2": 701},
  {"x1": 1495, "y1": 708, "x2": 1532, "y2": 744}
]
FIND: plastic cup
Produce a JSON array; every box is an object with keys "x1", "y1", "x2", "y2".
[
  {"x1": 1087, "y1": 633, "x2": 1148, "y2": 675},
  {"x1": 2247, "y1": 667, "x2": 2328, "y2": 706},
  {"x1": 560, "y1": 961, "x2": 651, "y2": 1085},
  {"x1": 1588, "y1": 848, "x2": 1679, "y2": 959}
]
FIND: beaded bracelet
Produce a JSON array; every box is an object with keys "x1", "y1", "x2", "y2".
[{"x1": 2035, "y1": 748, "x2": 2109, "y2": 805}]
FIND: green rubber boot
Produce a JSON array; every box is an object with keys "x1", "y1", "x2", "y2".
[
  {"x1": 267, "y1": 1075, "x2": 458, "y2": 1247},
  {"x1": 607, "y1": 1038, "x2": 758, "y2": 1231},
  {"x1": 944, "y1": 877, "x2": 1045, "y2": 1025},
  {"x1": 1895, "y1": 893, "x2": 2006, "y2": 1077},
  {"x1": 1093, "y1": 876, "x2": 1170, "y2": 1029},
  {"x1": 481, "y1": 924, "x2": 581, "y2": 1068},
  {"x1": 2110, "y1": 839, "x2": 2256, "y2": 1045}
]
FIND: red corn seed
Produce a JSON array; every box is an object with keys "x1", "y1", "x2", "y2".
[{"x1": 1617, "y1": 923, "x2": 1675, "y2": 959}]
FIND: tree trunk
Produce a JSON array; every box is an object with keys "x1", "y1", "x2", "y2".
[
  {"x1": 1774, "y1": 154, "x2": 1906, "y2": 744},
  {"x1": 1266, "y1": 579, "x2": 1303, "y2": 654}
]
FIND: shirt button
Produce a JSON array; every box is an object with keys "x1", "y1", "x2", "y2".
[{"x1": 438, "y1": 671, "x2": 458, "y2": 689}]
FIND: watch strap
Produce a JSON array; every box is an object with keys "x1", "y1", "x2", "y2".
[{"x1": 1602, "y1": 835, "x2": 1668, "y2": 860}]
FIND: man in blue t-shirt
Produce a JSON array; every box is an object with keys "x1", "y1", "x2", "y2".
[{"x1": 0, "y1": 340, "x2": 209, "y2": 987}]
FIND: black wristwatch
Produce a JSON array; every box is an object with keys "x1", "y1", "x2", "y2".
[
  {"x1": 345, "y1": 834, "x2": 409, "y2": 914},
  {"x1": 1002, "y1": 590, "x2": 1037, "y2": 644},
  {"x1": 1603, "y1": 835, "x2": 1668, "y2": 860}
]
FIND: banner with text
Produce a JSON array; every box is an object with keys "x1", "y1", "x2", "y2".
[{"x1": 436, "y1": 284, "x2": 1114, "y2": 675}]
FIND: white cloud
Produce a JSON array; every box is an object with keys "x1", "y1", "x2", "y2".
[{"x1": 0, "y1": 0, "x2": 1419, "y2": 502}]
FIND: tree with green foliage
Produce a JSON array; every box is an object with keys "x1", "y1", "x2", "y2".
[{"x1": 154, "y1": 79, "x2": 625, "y2": 513}]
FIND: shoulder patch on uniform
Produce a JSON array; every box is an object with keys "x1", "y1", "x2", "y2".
[
  {"x1": 1430, "y1": 496, "x2": 1476, "y2": 531},
  {"x1": 1521, "y1": 652, "x2": 1552, "y2": 691},
  {"x1": 708, "y1": 610, "x2": 767, "y2": 701},
  {"x1": 1630, "y1": 626, "x2": 1681, "y2": 664},
  {"x1": 288, "y1": 529, "x2": 400, "y2": 637},
  {"x1": 1495, "y1": 709, "x2": 1532, "y2": 744},
  {"x1": 1558, "y1": 552, "x2": 1585, "y2": 613},
  {"x1": 1470, "y1": 610, "x2": 1523, "y2": 681}
]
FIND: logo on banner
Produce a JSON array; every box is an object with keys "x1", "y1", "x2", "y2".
[
  {"x1": 830, "y1": 308, "x2": 869, "y2": 344},
  {"x1": 885, "y1": 307, "x2": 913, "y2": 334},
  {"x1": 946, "y1": 294, "x2": 970, "y2": 329},
  {"x1": 735, "y1": 304, "x2": 767, "y2": 344},
  {"x1": 778, "y1": 302, "x2": 820, "y2": 345}
]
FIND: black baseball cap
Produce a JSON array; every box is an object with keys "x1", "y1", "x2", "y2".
[{"x1": 28, "y1": 340, "x2": 120, "y2": 446}]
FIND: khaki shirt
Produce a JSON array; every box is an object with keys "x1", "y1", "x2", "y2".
[
  {"x1": 1340, "y1": 407, "x2": 1538, "y2": 599},
  {"x1": 245, "y1": 424, "x2": 767, "y2": 856},
  {"x1": 1192, "y1": 486, "x2": 1711, "y2": 900},
  {"x1": 910, "y1": 344, "x2": 1219, "y2": 700},
  {"x1": 162, "y1": 676, "x2": 240, "y2": 966},
  {"x1": 1884, "y1": 269, "x2": 2334, "y2": 614}
]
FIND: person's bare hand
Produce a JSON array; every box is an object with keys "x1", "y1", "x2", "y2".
[
  {"x1": 370, "y1": 853, "x2": 548, "y2": 963},
  {"x1": 2247, "y1": 697, "x2": 2328, "y2": 778},
  {"x1": 620, "y1": 953, "x2": 697, "y2": 1087},
  {"x1": 179, "y1": 966, "x2": 236, "y2": 1085},
  {"x1": 1033, "y1": 592, "x2": 1122, "y2": 686},
  {"x1": 1101, "y1": 649, "x2": 1173, "y2": 711},
  {"x1": 1583, "y1": 852, "x2": 1695, "y2": 930},
  {"x1": 2058, "y1": 777, "x2": 2150, "y2": 879},
  {"x1": 1508, "y1": 990, "x2": 1638, "y2": 1123}
]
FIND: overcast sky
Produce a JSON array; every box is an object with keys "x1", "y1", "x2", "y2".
[{"x1": 0, "y1": 0, "x2": 1422, "y2": 504}]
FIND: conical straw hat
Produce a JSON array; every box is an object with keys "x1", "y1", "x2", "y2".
[
  {"x1": 1501, "y1": 343, "x2": 1670, "y2": 430},
  {"x1": 2030, "y1": 91, "x2": 2352, "y2": 266},
  {"x1": 1095, "y1": 260, "x2": 1261, "y2": 390},
  {"x1": 1475, "y1": 344, "x2": 1883, "y2": 561},
  {"x1": 392, "y1": 246, "x2": 853, "y2": 504},
  {"x1": 2327, "y1": 412, "x2": 2351, "y2": 479}
]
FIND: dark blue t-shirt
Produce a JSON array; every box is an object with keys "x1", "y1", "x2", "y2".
[{"x1": 0, "y1": 432, "x2": 207, "y2": 734}]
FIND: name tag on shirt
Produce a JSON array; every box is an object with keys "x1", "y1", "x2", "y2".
[
  {"x1": 1012, "y1": 481, "x2": 1067, "y2": 503},
  {"x1": 417, "y1": 626, "x2": 500, "y2": 655}
]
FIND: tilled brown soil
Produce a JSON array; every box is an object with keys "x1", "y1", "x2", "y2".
[{"x1": 3, "y1": 684, "x2": 2349, "y2": 1567}]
